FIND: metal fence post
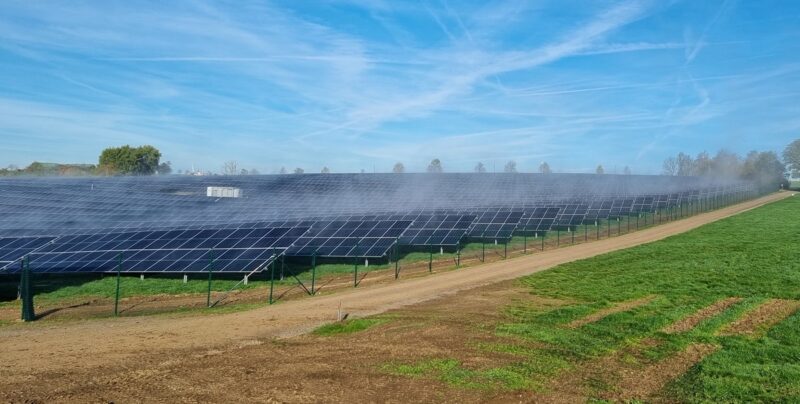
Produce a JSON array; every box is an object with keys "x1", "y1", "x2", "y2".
[
  {"x1": 114, "y1": 253, "x2": 122, "y2": 317},
  {"x1": 20, "y1": 256, "x2": 35, "y2": 322},
  {"x1": 206, "y1": 250, "x2": 214, "y2": 308}
]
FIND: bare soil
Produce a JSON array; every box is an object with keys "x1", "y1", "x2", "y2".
[
  {"x1": 612, "y1": 343, "x2": 718, "y2": 401},
  {"x1": 719, "y1": 298, "x2": 800, "y2": 338},
  {"x1": 662, "y1": 297, "x2": 743, "y2": 334},
  {"x1": 566, "y1": 295, "x2": 657, "y2": 329},
  {"x1": 0, "y1": 192, "x2": 789, "y2": 402}
]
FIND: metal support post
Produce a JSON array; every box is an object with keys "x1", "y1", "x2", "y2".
[
  {"x1": 114, "y1": 253, "x2": 122, "y2": 317},
  {"x1": 206, "y1": 250, "x2": 214, "y2": 308},
  {"x1": 428, "y1": 247, "x2": 433, "y2": 273},
  {"x1": 394, "y1": 239, "x2": 399, "y2": 279},
  {"x1": 20, "y1": 257, "x2": 35, "y2": 322},
  {"x1": 354, "y1": 239, "x2": 359, "y2": 287},
  {"x1": 311, "y1": 251, "x2": 317, "y2": 295},
  {"x1": 270, "y1": 254, "x2": 276, "y2": 304}
]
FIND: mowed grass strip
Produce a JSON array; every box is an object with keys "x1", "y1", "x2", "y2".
[
  {"x1": 565, "y1": 295, "x2": 658, "y2": 329},
  {"x1": 718, "y1": 299, "x2": 800, "y2": 338},
  {"x1": 662, "y1": 297, "x2": 743, "y2": 334},
  {"x1": 384, "y1": 196, "x2": 800, "y2": 401}
]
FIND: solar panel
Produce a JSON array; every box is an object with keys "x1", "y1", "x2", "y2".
[
  {"x1": 0, "y1": 236, "x2": 57, "y2": 269},
  {"x1": 468, "y1": 209, "x2": 523, "y2": 240},
  {"x1": 284, "y1": 220, "x2": 412, "y2": 257},
  {"x1": 0, "y1": 173, "x2": 757, "y2": 272},
  {"x1": 6, "y1": 227, "x2": 305, "y2": 274},
  {"x1": 519, "y1": 207, "x2": 561, "y2": 232},
  {"x1": 398, "y1": 213, "x2": 475, "y2": 246}
]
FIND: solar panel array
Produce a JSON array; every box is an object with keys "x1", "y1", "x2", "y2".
[{"x1": 0, "y1": 173, "x2": 757, "y2": 274}]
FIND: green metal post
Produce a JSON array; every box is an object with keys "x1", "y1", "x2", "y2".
[
  {"x1": 311, "y1": 251, "x2": 317, "y2": 295},
  {"x1": 20, "y1": 257, "x2": 35, "y2": 322},
  {"x1": 354, "y1": 239, "x2": 359, "y2": 287},
  {"x1": 18, "y1": 259, "x2": 25, "y2": 321},
  {"x1": 270, "y1": 253, "x2": 276, "y2": 304},
  {"x1": 456, "y1": 242, "x2": 461, "y2": 268},
  {"x1": 428, "y1": 247, "x2": 433, "y2": 272},
  {"x1": 114, "y1": 253, "x2": 122, "y2": 317},
  {"x1": 394, "y1": 239, "x2": 399, "y2": 279},
  {"x1": 206, "y1": 250, "x2": 214, "y2": 308}
]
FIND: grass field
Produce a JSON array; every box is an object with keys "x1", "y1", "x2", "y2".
[{"x1": 383, "y1": 195, "x2": 800, "y2": 401}]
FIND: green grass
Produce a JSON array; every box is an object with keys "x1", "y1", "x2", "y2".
[
  {"x1": 385, "y1": 196, "x2": 800, "y2": 400},
  {"x1": 313, "y1": 318, "x2": 388, "y2": 336}
]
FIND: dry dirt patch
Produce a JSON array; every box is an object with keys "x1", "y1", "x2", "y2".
[
  {"x1": 566, "y1": 295, "x2": 657, "y2": 329},
  {"x1": 612, "y1": 343, "x2": 718, "y2": 401},
  {"x1": 719, "y1": 299, "x2": 800, "y2": 337},
  {"x1": 662, "y1": 297, "x2": 742, "y2": 334}
]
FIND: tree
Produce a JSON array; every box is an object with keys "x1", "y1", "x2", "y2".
[
  {"x1": 694, "y1": 151, "x2": 712, "y2": 176},
  {"x1": 474, "y1": 162, "x2": 486, "y2": 173},
  {"x1": 784, "y1": 139, "x2": 800, "y2": 176},
  {"x1": 504, "y1": 160, "x2": 517, "y2": 173},
  {"x1": 538, "y1": 162, "x2": 552, "y2": 174},
  {"x1": 293, "y1": 167, "x2": 304, "y2": 174},
  {"x1": 595, "y1": 165, "x2": 605, "y2": 175},
  {"x1": 392, "y1": 162, "x2": 405, "y2": 173},
  {"x1": 157, "y1": 161, "x2": 172, "y2": 175},
  {"x1": 677, "y1": 152, "x2": 695, "y2": 176},
  {"x1": 222, "y1": 161, "x2": 238, "y2": 175},
  {"x1": 742, "y1": 151, "x2": 786, "y2": 191},
  {"x1": 662, "y1": 157, "x2": 678, "y2": 176},
  {"x1": 240, "y1": 168, "x2": 249, "y2": 175},
  {"x1": 623, "y1": 166, "x2": 632, "y2": 175},
  {"x1": 249, "y1": 168, "x2": 260, "y2": 175},
  {"x1": 711, "y1": 149, "x2": 741, "y2": 178},
  {"x1": 98, "y1": 145, "x2": 161, "y2": 175},
  {"x1": 321, "y1": 167, "x2": 331, "y2": 174},
  {"x1": 427, "y1": 159, "x2": 443, "y2": 173},
  {"x1": 279, "y1": 167, "x2": 287, "y2": 175}
]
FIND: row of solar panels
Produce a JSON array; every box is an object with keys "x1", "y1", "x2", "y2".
[
  {"x1": 0, "y1": 189, "x2": 752, "y2": 275},
  {"x1": 0, "y1": 174, "x2": 751, "y2": 237}
]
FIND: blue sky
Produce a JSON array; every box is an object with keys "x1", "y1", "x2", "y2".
[{"x1": 1, "y1": 0, "x2": 799, "y2": 174}]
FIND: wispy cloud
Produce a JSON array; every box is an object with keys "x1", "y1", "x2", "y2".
[{"x1": 0, "y1": 0, "x2": 797, "y2": 173}]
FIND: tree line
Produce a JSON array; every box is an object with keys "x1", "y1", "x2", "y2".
[{"x1": 661, "y1": 138, "x2": 799, "y2": 192}]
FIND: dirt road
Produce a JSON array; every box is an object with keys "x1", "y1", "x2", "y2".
[{"x1": 0, "y1": 192, "x2": 790, "y2": 383}]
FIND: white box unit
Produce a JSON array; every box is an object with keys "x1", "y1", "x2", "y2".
[{"x1": 206, "y1": 186, "x2": 242, "y2": 198}]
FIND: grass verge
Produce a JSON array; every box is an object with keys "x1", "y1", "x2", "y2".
[{"x1": 385, "y1": 196, "x2": 800, "y2": 401}]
